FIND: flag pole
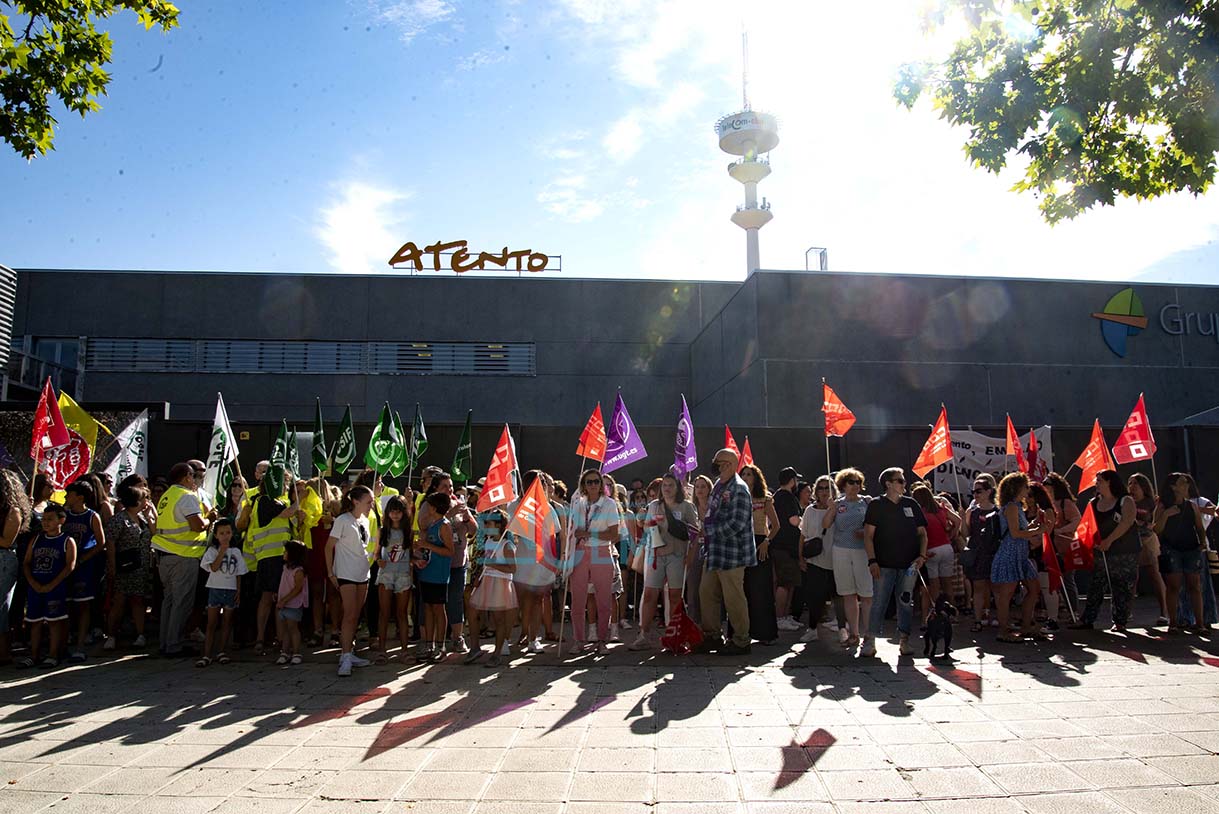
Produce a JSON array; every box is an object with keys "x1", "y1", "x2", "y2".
[
  {"x1": 1004, "y1": 414, "x2": 1012, "y2": 478},
  {"x1": 821, "y1": 378, "x2": 831, "y2": 476},
  {"x1": 29, "y1": 446, "x2": 39, "y2": 501}
]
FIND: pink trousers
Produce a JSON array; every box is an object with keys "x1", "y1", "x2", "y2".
[{"x1": 569, "y1": 542, "x2": 615, "y2": 643}]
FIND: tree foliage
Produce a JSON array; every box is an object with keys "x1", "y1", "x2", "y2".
[
  {"x1": 1, "y1": 0, "x2": 179, "y2": 160},
  {"x1": 895, "y1": 1, "x2": 1219, "y2": 223}
]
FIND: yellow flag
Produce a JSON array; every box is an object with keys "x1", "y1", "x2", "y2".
[{"x1": 56, "y1": 392, "x2": 110, "y2": 452}]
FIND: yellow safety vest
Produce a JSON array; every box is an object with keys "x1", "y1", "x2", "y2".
[
  {"x1": 295, "y1": 486, "x2": 324, "y2": 549},
  {"x1": 248, "y1": 496, "x2": 292, "y2": 562},
  {"x1": 152, "y1": 485, "x2": 208, "y2": 558}
]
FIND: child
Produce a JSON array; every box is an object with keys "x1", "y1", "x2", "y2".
[
  {"x1": 18, "y1": 504, "x2": 77, "y2": 668},
  {"x1": 275, "y1": 541, "x2": 309, "y2": 665},
  {"x1": 374, "y1": 496, "x2": 413, "y2": 664},
  {"x1": 414, "y1": 493, "x2": 454, "y2": 663},
  {"x1": 465, "y1": 510, "x2": 517, "y2": 666},
  {"x1": 62, "y1": 481, "x2": 106, "y2": 661},
  {"x1": 198, "y1": 518, "x2": 248, "y2": 667}
]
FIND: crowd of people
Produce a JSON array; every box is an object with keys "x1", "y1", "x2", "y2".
[{"x1": 1, "y1": 447, "x2": 1216, "y2": 674}]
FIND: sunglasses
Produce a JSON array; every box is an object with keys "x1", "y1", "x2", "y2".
[
  {"x1": 972, "y1": 487, "x2": 987, "y2": 493},
  {"x1": 843, "y1": 479, "x2": 861, "y2": 486},
  {"x1": 815, "y1": 485, "x2": 831, "y2": 491},
  {"x1": 583, "y1": 479, "x2": 602, "y2": 486}
]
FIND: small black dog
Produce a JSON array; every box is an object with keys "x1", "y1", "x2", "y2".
[{"x1": 923, "y1": 593, "x2": 957, "y2": 661}]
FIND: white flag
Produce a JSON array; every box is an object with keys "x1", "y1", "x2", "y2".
[
  {"x1": 103, "y1": 410, "x2": 149, "y2": 493},
  {"x1": 202, "y1": 393, "x2": 239, "y2": 505}
]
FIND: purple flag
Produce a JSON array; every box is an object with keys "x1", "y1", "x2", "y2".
[
  {"x1": 603, "y1": 393, "x2": 648, "y2": 473},
  {"x1": 673, "y1": 395, "x2": 697, "y2": 480}
]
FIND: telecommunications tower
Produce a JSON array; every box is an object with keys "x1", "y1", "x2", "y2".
[{"x1": 715, "y1": 32, "x2": 779, "y2": 276}]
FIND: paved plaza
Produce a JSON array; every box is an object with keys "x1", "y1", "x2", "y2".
[{"x1": 2, "y1": 615, "x2": 1219, "y2": 814}]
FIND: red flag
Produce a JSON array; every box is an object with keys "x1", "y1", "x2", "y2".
[
  {"x1": 724, "y1": 425, "x2": 741, "y2": 460},
  {"x1": 1043, "y1": 532, "x2": 1062, "y2": 592},
  {"x1": 506, "y1": 475, "x2": 551, "y2": 562},
  {"x1": 30, "y1": 378, "x2": 70, "y2": 460},
  {"x1": 913, "y1": 406, "x2": 953, "y2": 478},
  {"x1": 1112, "y1": 393, "x2": 1157, "y2": 464},
  {"x1": 822, "y1": 383, "x2": 856, "y2": 437},
  {"x1": 1005, "y1": 415, "x2": 1028, "y2": 474},
  {"x1": 576, "y1": 403, "x2": 607, "y2": 462},
  {"x1": 1064, "y1": 502, "x2": 1098, "y2": 571},
  {"x1": 739, "y1": 437, "x2": 754, "y2": 471},
  {"x1": 476, "y1": 425, "x2": 520, "y2": 511},
  {"x1": 1027, "y1": 428, "x2": 1040, "y2": 479},
  {"x1": 1074, "y1": 420, "x2": 1115, "y2": 493}
]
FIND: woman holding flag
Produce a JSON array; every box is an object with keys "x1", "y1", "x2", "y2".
[
  {"x1": 568, "y1": 468, "x2": 620, "y2": 655},
  {"x1": 1072, "y1": 471, "x2": 1140, "y2": 632},
  {"x1": 1154, "y1": 472, "x2": 1209, "y2": 633}
]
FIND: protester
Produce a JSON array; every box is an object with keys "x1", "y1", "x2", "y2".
[
  {"x1": 62, "y1": 481, "x2": 106, "y2": 660},
  {"x1": 414, "y1": 492, "x2": 455, "y2": 663},
  {"x1": 1128, "y1": 473, "x2": 1169, "y2": 625},
  {"x1": 238, "y1": 474, "x2": 301, "y2": 655},
  {"x1": 991, "y1": 473, "x2": 1044, "y2": 642},
  {"x1": 1027, "y1": 481, "x2": 1061, "y2": 629},
  {"x1": 1154, "y1": 472, "x2": 1209, "y2": 633},
  {"x1": 963, "y1": 474, "x2": 1000, "y2": 631},
  {"x1": 327, "y1": 484, "x2": 374, "y2": 676},
  {"x1": 1044, "y1": 473, "x2": 1083, "y2": 614},
  {"x1": 569, "y1": 468, "x2": 620, "y2": 655},
  {"x1": 0, "y1": 471, "x2": 31, "y2": 664},
  {"x1": 514, "y1": 470, "x2": 560, "y2": 654},
  {"x1": 684, "y1": 474, "x2": 713, "y2": 623},
  {"x1": 1065, "y1": 470, "x2": 1139, "y2": 632},
  {"x1": 861, "y1": 467, "x2": 927, "y2": 657},
  {"x1": 429, "y1": 472, "x2": 476, "y2": 654},
  {"x1": 373, "y1": 495, "x2": 413, "y2": 663},
  {"x1": 799, "y1": 475, "x2": 845, "y2": 643},
  {"x1": 153, "y1": 463, "x2": 211, "y2": 657},
  {"x1": 467, "y1": 509, "x2": 517, "y2": 667},
  {"x1": 911, "y1": 484, "x2": 959, "y2": 614},
  {"x1": 197, "y1": 518, "x2": 247, "y2": 667},
  {"x1": 739, "y1": 463, "x2": 779, "y2": 644},
  {"x1": 306, "y1": 479, "x2": 341, "y2": 647},
  {"x1": 275, "y1": 540, "x2": 309, "y2": 665},
  {"x1": 823, "y1": 468, "x2": 870, "y2": 649},
  {"x1": 18, "y1": 503, "x2": 76, "y2": 668},
  {"x1": 771, "y1": 467, "x2": 805, "y2": 632},
  {"x1": 630, "y1": 473, "x2": 698, "y2": 650},
  {"x1": 697, "y1": 449, "x2": 755, "y2": 655},
  {"x1": 102, "y1": 483, "x2": 153, "y2": 651}
]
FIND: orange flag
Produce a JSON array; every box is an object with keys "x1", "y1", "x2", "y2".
[
  {"x1": 724, "y1": 425, "x2": 741, "y2": 459},
  {"x1": 1112, "y1": 393, "x2": 1157, "y2": 464},
  {"x1": 576, "y1": 403, "x2": 607, "y2": 462},
  {"x1": 913, "y1": 406, "x2": 953, "y2": 478},
  {"x1": 476, "y1": 425, "x2": 520, "y2": 511},
  {"x1": 1005, "y1": 415, "x2": 1028, "y2": 474},
  {"x1": 507, "y1": 475, "x2": 550, "y2": 562},
  {"x1": 1074, "y1": 419, "x2": 1114, "y2": 493},
  {"x1": 822, "y1": 382, "x2": 856, "y2": 437},
  {"x1": 1043, "y1": 532, "x2": 1062, "y2": 592},
  {"x1": 1065, "y1": 502, "x2": 1098, "y2": 571},
  {"x1": 739, "y1": 437, "x2": 754, "y2": 471}
]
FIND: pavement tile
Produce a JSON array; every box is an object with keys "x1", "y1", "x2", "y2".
[
  {"x1": 730, "y1": 747, "x2": 809, "y2": 772},
  {"x1": 657, "y1": 747, "x2": 733, "y2": 772},
  {"x1": 655, "y1": 771, "x2": 739, "y2": 802},
  {"x1": 884, "y1": 743, "x2": 972, "y2": 769},
  {"x1": 1104, "y1": 733, "x2": 1209, "y2": 757},
  {"x1": 577, "y1": 747, "x2": 654, "y2": 772},
  {"x1": 1106, "y1": 787, "x2": 1219, "y2": 814},
  {"x1": 818, "y1": 768, "x2": 916, "y2": 801},
  {"x1": 27, "y1": 792, "x2": 136, "y2": 813},
  {"x1": 480, "y1": 771, "x2": 571, "y2": 801},
  {"x1": 738, "y1": 770, "x2": 829, "y2": 801},
  {"x1": 904, "y1": 766, "x2": 1005, "y2": 799},
  {"x1": 497, "y1": 748, "x2": 577, "y2": 773},
  {"x1": 1063, "y1": 757, "x2": 1180, "y2": 789},
  {"x1": 569, "y1": 770, "x2": 654, "y2": 801},
  {"x1": 1024, "y1": 736, "x2": 1126, "y2": 761},
  {"x1": 983, "y1": 762, "x2": 1094, "y2": 795},
  {"x1": 398, "y1": 770, "x2": 487, "y2": 800},
  {"x1": 1017, "y1": 791, "x2": 1131, "y2": 814},
  {"x1": 238, "y1": 768, "x2": 339, "y2": 798},
  {"x1": 133, "y1": 797, "x2": 227, "y2": 814},
  {"x1": 0, "y1": 791, "x2": 66, "y2": 814},
  {"x1": 11, "y1": 763, "x2": 116, "y2": 793},
  {"x1": 1144, "y1": 755, "x2": 1219, "y2": 784}
]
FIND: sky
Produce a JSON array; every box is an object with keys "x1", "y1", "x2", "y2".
[{"x1": 3, "y1": 0, "x2": 1219, "y2": 284}]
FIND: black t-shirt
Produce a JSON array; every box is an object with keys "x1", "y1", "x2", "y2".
[
  {"x1": 772, "y1": 488, "x2": 802, "y2": 553},
  {"x1": 864, "y1": 495, "x2": 927, "y2": 569}
]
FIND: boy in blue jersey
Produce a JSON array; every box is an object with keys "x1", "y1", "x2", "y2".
[
  {"x1": 19, "y1": 504, "x2": 77, "y2": 668},
  {"x1": 63, "y1": 481, "x2": 107, "y2": 661}
]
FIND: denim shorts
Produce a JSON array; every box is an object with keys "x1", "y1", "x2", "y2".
[
  {"x1": 207, "y1": 588, "x2": 238, "y2": 609},
  {"x1": 1160, "y1": 547, "x2": 1204, "y2": 575},
  {"x1": 278, "y1": 606, "x2": 303, "y2": 622},
  {"x1": 376, "y1": 561, "x2": 413, "y2": 593}
]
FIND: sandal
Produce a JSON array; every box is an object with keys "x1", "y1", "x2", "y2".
[
  {"x1": 290, "y1": 654, "x2": 303, "y2": 665},
  {"x1": 14, "y1": 656, "x2": 33, "y2": 669},
  {"x1": 373, "y1": 651, "x2": 389, "y2": 666},
  {"x1": 216, "y1": 653, "x2": 231, "y2": 665},
  {"x1": 275, "y1": 653, "x2": 289, "y2": 665},
  {"x1": 195, "y1": 657, "x2": 212, "y2": 668},
  {"x1": 39, "y1": 657, "x2": 58, "y2": 668}
]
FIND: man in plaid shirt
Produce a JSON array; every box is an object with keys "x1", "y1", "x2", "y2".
[{"x1": 697, "y1": 448, "x2": 757, "y2": 655}]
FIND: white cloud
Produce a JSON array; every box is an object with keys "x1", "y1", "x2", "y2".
[
  {"x1": 537, "y1": 175, "x2": 605, "y2": 222},
  {"x1": 457, "y1": 47, "x2": 507, "y2": 71},
  {"x1": 603, "y1": 111, "x2": 643, "y2": 162},
  {"x1": 316, "y1": 181, "x2": 412, "y2": 274},
  {"x1": 375, "y1": 0, "x2": 455, "y2": 42}
]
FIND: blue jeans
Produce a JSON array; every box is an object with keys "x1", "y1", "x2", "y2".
[{"x1": 868, "y1": 566, "x2": 918, "y2": 638}]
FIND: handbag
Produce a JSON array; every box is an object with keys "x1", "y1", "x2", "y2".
[
  {"x1": 801, "y1": 536, "x2": 823, "y2": 559},
  {"x1": 630, "y1": 528, "x2": 654, "y2": 574},
  {"x1": 115, "y1": 547, "x2": 141, "y2": 574}
]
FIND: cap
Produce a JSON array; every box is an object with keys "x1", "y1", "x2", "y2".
[{"x1": 779, "y1": 466, "x2": 802, "y2": 484}]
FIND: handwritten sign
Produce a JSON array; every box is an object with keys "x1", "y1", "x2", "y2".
[{"x1": 389, "y1": 240, "x2": 551, "y2": 273}]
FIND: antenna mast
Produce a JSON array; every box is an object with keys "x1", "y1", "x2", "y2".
[{"x1": 741, "y1": 29, "x2": 750, "y2": 110}]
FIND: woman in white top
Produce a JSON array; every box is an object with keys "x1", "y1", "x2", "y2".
[
  {"x1": 567, "y1": 468, "x2": 620, "y2": 654},
  {"x1": 326, "y1": 484, "x2": 375, "y2": 676},
  {"x1": 801, "y1": 475, "x2": 847, "y2": 643}
]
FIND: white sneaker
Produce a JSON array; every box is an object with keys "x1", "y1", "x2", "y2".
[
  {"x1": 452, "y1": 636, "x2": 470, "y2": 654},
  {"x1": 500, "y1": 641, "x2": 512, "y2": 657},
  {"x1": 102, "y1": 636, "x2": 116, "y2": 651},
  {"x1": 528, "y1": 638, "x2": 544, "y2": 654},
  {"x1": 859, "y1": 637, "x2": 877, "y2": 657},
  {"x1": 337, "y1": 654, "x2": 352, "y2": 677},
  {"x1": 800, "y1": 628, "x2": 819, "y2": 643},
  {"x1": 899, "y1": 636, "x2": 914, "y2": 656},
  {"x1": 778, "y1": 616, "x2": 801, "y2": 631},
  {"x1": 348, "y1": 653, "x2": 371, "y2": 668},
  {"x1": 628, "y1": 634, "x2": 651, "y2": 651}
]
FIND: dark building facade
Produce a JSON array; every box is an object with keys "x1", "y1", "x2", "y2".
[{"x1": 12, "y1": 268, "x2": 1219, "y2": 494}]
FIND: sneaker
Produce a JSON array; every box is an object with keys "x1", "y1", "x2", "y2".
[
  {"x1": 416, "y1": 646, "x2": 434, "y2": 663},
  {"x1": 628, "y1": 634, "x2": 651, "y2": 651},
  {"x1": 68, "y1": 650, "x2": 86, "y2": 663},
  {"x1": 859, "y1": 638, "x2": 877, "y2": 657},
  {"x1": 499, "y1": 641, "x2": 512, "y2": 657},
  {"x1": 132, "y1": 634, "x2": 146, "y2": 648},
  {"x1": 1155, "y1": 616, "x2": 1170, "y2": 626},
  {"x1": 800, "y1": 628, "x2": 819, "y2": 643},
  {"x1": 290, "y1": 654, "x2": 303, "y2": 665},
  {"x1": 429, "y1": 648, "x2": 446, "y2": 663},
  {"x1": 337, "y1": 654, "x2": 352, "y2": 676},
  {"x1": 619, "y1": 619, "x2": 633, "y2": 630},
  {"x1": 528, "y1": 638, "x2": 544, "y2": 654},
  {"x1": 899, "y1": 636, "x2": 914, "y2": 656},
  {"x1": 275, "y1": 653, "x2": 289, "y2": 665},
  {"x1": 777, "y1": 616, "x2": 801, "y2": 631},
  {"x1": 348, "y1": 653, "x2": 371, "y2": 668},
  {"x1": 610, "y1": 623, "x2": 621, "y2": 642},
  {"x1": 452, "y1": 636, "x2": 470, "y2": 655},
  {"x1": 102, "y1": 637, "x2": 116, "y2": 651},
  {"x1": 595, "y1": 642, "x2": 609, "y2": 655},
  {"x1": 464, "y1": 647, "x2": 485, "y2": 664}
]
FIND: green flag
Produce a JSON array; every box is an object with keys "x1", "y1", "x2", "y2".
[
  {"x1": 451, "y1": 410, "x2": 473, "y2": 483},
  {"x1": 390, "y1": 410, "x2": 408, "y2": 477},
  {"x1": 287, "y1": 428, "x2": 301, "y2": 479},
  {"x1": 331, "y1": 405, "x2": 357, "y2": 475},
  {"x1": 266, "y1": 420, "x2": 289, "y2": 497},
  {"x1": 408, "y1": 403, "x2": 428, "y2": 469},
  {"x1": 364, "y1": 403, "x2": 397, "y2": 473},
  {"x1": 311, "y1": 399, "x2": 328, "y2": 475}
]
